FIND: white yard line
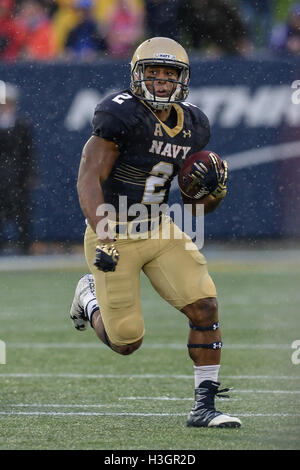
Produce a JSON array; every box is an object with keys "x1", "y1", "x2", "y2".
[
  {"x1": 9, "y1": 403, "x2": 123, "y2": 408},
  {"x1": 0, "y1": 373, "x2": 299, "y2": 380},
  {"x1": 0, "y1": 411, "x2": 185, "y2": 417},
  {"x1": 5, "y1": 389, "x2": 299, "y2": 410},
  {"x1": 119, "y1": 390, "x2": 300, "y2": 400},
  {"x1": 0, "y1": 410, "x2": 298, "y2": 418},
  {"x1": 5, "y1": 342, "x2": 292, "y2": 350}
]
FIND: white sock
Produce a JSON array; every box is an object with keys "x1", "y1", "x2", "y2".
[
  {"x1": 193, "y1": 365, "x2": 220, "y2": 388},
  {"x1": 85, "y1": 299, "x2": 99, "y2": 321}
]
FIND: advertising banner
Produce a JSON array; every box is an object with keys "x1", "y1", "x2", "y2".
[{"x1": 0, "y1": 58, "x2": 299, "y2": 242}]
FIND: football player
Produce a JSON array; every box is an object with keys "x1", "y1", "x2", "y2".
[{"x1": 69, "y1": 37, "x2": 241, "y2": 428}]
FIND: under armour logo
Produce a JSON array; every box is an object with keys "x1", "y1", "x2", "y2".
[{"x1": 183, "y1": 130, "x2": 191, "y2": 138}]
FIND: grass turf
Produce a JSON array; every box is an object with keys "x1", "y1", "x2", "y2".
[{"x1": 0, "y1": 256, "x2": 299, "y2": 450}]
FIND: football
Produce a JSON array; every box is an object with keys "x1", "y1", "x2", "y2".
[{"x1": 178, "y1": 150, "x2": 223, "y2": 199}]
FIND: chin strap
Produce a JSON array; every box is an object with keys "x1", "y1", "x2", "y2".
[
  {"x1": 141, "y1": 80, "x2": 176, "y2": 110},
  {"x1": 148, "y1": 101, "x2": 172, "y2": 111}
]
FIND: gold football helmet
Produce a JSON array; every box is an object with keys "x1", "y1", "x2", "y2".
[{"x1": 130, "y1": 37, "x2": 190, "y2": 110}]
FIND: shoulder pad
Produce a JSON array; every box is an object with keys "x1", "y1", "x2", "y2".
[
  {"x1": 182, "y1": 101, "x2": 210, "y2": 127},
  {"x1": 181, "y1": 101, "x2": 210, "y2": 148},
  {"x1": 92, "y1": 90, "x2": 140, "y2": 145},
  {"x1": 96, "y1": 90, "x2": 138, "y2": 116}
]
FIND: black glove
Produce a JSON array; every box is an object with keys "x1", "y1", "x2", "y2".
[{"x1": 94, "y1": 244, "x2": 119, "y2": 272}]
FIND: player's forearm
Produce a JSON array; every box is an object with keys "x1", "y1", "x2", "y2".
[
  {"x1": 77, "y1": 136, "x2": 120, "y2": 241},
  {"x1": 77, "y1": 174, "x2": 108, "y2": 237},
  {"x1": 182, "y1": 194, "x2": 224, "y2": 216},
  {"x1": 201, "y1": 195, "x2": 224, "y2": 214}
]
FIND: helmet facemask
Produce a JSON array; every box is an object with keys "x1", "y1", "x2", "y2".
[{"x1": 131, "y1": 58, "x2": 190, "y2": 110}]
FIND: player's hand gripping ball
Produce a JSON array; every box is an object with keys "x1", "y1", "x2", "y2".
[{"x1": 178, "y1": 151, "x2": 228, "y2": 200}]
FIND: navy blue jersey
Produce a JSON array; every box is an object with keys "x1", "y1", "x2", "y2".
[{"x1": 92, "y1": 89, "x2": 210, "y2": 209}]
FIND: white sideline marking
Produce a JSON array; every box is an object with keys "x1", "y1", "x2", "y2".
[
  {"x1": 121, "y1": 397, "x2": 191, "y2": 401},
  {"x1": 0, "y1": 254, "x2": 86, "y2": 272},
  {"x1": 0, "y1": 411, "x2": 298, "y2": 418},
  {"x1": 0, "y1": 411, "x2": 185, "y2": 417},
  {"x1": 120, "y1": 390, "x2": 300, "y2": 400},
  {"x1": 6, "y1": 342, "x2": 292, "y2": 350},
  {"x1": 0, "y1": 373, "x2": 299, "y2": 380},
  {"x1": 10, "y1": 403, "x2": 122, "y2": 408},
  {"x1": 231, "y1": 390, "x2": 300, "y2": 394},
  {"x1": 0, "y1": 247, "x2": 299, "y2": 272}
]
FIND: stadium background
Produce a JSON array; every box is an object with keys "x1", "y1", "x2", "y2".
[{"x1": 0, "y1": 0, "x2": 300, "y2": 249}]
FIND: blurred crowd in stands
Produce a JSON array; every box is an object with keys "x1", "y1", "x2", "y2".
[{"x1": 0, "y1": 0, "x2": 300, "y2": 62}]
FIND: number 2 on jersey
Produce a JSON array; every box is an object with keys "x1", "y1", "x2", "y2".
[
  {"x1": 142, "y1": 162, "x2": 174, "y2": 204},
  {"x1": 112, "y1": 93, "x2": 133, "y2": 104}
]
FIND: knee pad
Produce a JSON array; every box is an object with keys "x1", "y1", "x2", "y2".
[
  {"x1": 187, "y1": 341, "x2": 223, "y2": 350},
  {"x1": 187, "y1": 320, "x2": 222, "y2": 350},
  {"x1": 189, "y1": 320, "x2": 219, "y2": 331}
]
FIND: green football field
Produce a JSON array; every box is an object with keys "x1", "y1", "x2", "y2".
[{"x1": 0, "y1": 249, "x2": 299, "y2": 451}]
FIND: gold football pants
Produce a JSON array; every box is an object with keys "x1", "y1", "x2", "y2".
[{"x1": 84, "y1": 216, "x2": 216, "y2": 346}]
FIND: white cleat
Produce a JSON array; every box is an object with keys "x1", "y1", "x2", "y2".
[
  {"x1": 207, "y1": 413, "x2": 242, "y2": 428},
  {"x1": 69, "y1": 274, "x2": 98, "y2": 331}
]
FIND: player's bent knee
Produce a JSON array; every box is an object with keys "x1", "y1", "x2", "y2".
[
  {"x1": 110, "y1": 337, "x2": 143, "y2": 356},
  {"x1": 105, "y1": 316, "x2": 145, "y2": 355},
  {"x1": 183, "y1": 297, "x2": 218, "y2": 326},
  {"x1": 112, "y1": 317, "x2": 144, "y2": 346}
]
